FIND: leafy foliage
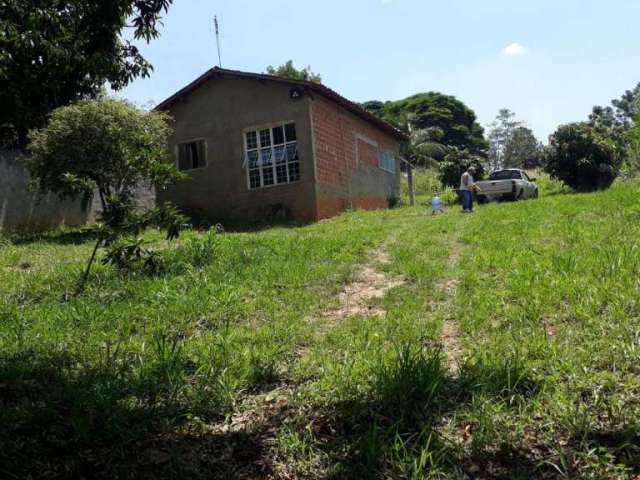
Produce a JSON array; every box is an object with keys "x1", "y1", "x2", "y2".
[
  {"x1": 504, "y1": 126, "x2": 544, "y2": 169},
  {"x1": 398, "y1": 114, "x2": 448, "y2": 168},
  {"x1": 25, "y1": 99, "x2": 181, "y2": 215},
  {"x1": 24, "y1": 99, "x2": 186, "y2": 291},
  {"x1": 438, "y1": 148, "x2": 486, "y2": 188},
  {"x1": 544, "y1": 122, "x2": 623, "y2": 191},
  {"x1": 627, "y1": 115, "x2": 640, "y2": 175},
  {"x1": 266, "y1": 60, "x2": 322, "y2": 83},
  {"x1": 363, "y1": 93, "x2": 488, "y2": 156},
  {"x1": 487, "y1": 109, "x2": 522, "y2": 170},
  {"x1": 0, "y1": 0, "x2": 173, "y2": 148},
  {"x1": 591, "y1": 82, "x2": 640, "y2": 130},
  {"x1": 102, "y1": 238, "x2": 164, "y2": 275}
]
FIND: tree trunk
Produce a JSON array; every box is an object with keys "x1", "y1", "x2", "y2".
[
  {"x1": 75, "y1": 236, "x2": 101, "y2": 295},
  {"x1": 407, "y1": 160, "x2": 415, "y2": 207}
]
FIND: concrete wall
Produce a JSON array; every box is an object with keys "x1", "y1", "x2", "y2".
[
  {"x1": 310, "y1": 96, "x2": 401, "y2": 219},
  {"x1": 0, "y1": 150, "x2": 157, "y2": 234},
  {"x1": 0, "y1": 150, "x2": 92, "y2": 233},
  {"x1": 157, "y1": 74, "x2": 317, "y2": 222}
]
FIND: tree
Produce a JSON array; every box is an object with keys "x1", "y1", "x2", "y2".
[
  {"x1": 503, "y1": 126, "x2": 543, "y2": 169},
  {"x1": 362, "y1": 93, "x2": 488, "y2": 156},
  {"x1": 627, "y1": 115, "x2": 640, "y2": 174},
  {"x1": 438, "y1": 148, "x2": 486, "y2": 188},
  {"x1": 590, "y1": 82, "x2": 640, "y2": 130},
  {"x1": 0, "y1": 0, "x2": 174, "y2": 148},
  {"x1": 487, "y1": 109, "x2": 522, "y2": 171},
  {"x1": 397, "y1": 114, "x2": 448, "y2": 168},
  {"x1": 543, "y1": 122, "x2": 623, "y2": 191},
  {"x1": 24, "y1": 99, "x2": 186, "y2": 292},
  {"x1": 266, "y1": 60, "x2": 322, "y2": 83},
  {"x1": 612, "y1": 82, "x2": 640, "y2": 127}
]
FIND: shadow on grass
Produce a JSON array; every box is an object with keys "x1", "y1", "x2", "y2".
[
  {"x1": 10, "y1": 228, "x2": 98, "y2": 246},
  {"x1": 0, "y1": 328, "x2": 294, "y2": 480},
  {"x1": 279, "y1": 347, "x2": 545, "y2": 479}
]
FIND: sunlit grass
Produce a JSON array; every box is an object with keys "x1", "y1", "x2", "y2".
[{"x1": 1, "y1": 183, "x2": 639, "y2": 478}]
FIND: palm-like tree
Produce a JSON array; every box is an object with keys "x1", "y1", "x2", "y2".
[{"x1": 400, "y1": 114, "x2": 449, "y2": 168}]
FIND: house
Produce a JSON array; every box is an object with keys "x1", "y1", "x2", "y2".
[{"x1": 155, "y1": 67, "x2": 406, "y2": 222}]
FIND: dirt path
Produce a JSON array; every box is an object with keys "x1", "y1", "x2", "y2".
[
  {"x1": 203, "y1": 243, "x2": 405, "y2": 478},
  {"x1": 321, "y1": 246, "x2": 404, "y2": 326},
  {"x1": 437, "y1": 246, "x2": 463, "y2": 376}
]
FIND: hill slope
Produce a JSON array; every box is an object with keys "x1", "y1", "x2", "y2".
[{"x1": 1, "y1": 184, "x2": 639, "y2": 479}]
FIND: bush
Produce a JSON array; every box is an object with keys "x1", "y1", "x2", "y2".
[
  {"x1": 626, "y1": 115, "x2": 640, "y2": 176},
  {"x1": 438, "y1": 148, "x2": 486, "y2": 188},
  {"x1": 544, "y1": 122, "x2": 623, "y2": 191}
]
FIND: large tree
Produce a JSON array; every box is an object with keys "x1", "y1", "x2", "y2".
[
  {"x1": 503, "y1": 126, "x2": 543, "y2": 169},
  {"x1": 487, "y1": 109, "x2": 522, "y2": 171},
  {"x1": 362, "y1": 93, "x2": 488, "y2": 156},
  {"x1": 266, "y1": 60, "x2": 322, "y2": 83},
  {"x1": 0, "y1": 0, "x2": 173, "y2": 148}
]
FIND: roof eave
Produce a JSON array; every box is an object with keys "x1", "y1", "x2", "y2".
[{"x1": 154, "y1": 67, "x2": 407, "y2": 142}]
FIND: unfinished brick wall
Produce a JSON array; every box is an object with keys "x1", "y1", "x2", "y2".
[{"x1": 311, "y1": 96, "x2": 400, "y2": 220}]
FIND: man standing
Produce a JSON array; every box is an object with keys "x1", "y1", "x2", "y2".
[{"x1": 459, "y1": 166, "x2": 476, "y2": 213}]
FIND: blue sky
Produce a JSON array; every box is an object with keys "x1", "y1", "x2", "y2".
[{"x1": 121, "y1": 0, "x2": 640, "y2": 142}]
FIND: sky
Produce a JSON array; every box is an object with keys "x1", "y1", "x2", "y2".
[{"x1": 121, "y1": 0, "x2": 640, "y2": 142}]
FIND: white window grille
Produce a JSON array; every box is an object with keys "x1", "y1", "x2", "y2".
[{"x1": 244, "y1": 123, "x2": 300, "y2": 189}]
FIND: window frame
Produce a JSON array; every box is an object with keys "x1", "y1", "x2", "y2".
[
  {"x1": 243, "y1": 121, "x2": 300, "y2": 190},
  {"x1": 378, "y1": 149, "x2": 397, "y2": 174},
  {"x1": 175, "y1": 138, "x2": 208, "y2": 171},
  {"x1": 355, "y1": 134, "x2": 378, "y2": 166}
]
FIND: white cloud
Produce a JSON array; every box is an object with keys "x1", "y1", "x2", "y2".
[
  {"x1": 382, "y1": 0, "x2": 394, "y2": 4},
  {"x1": 501, "y1": 43, "x2": 528, "y2": 57}
]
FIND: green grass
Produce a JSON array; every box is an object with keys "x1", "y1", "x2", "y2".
[{"x1": 1, "y1": 182, "x2": 640, "y2": 479}]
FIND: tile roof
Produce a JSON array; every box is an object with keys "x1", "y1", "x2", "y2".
[{"x1": 155, "y1": 67, "x2": 407, "y2": 141}]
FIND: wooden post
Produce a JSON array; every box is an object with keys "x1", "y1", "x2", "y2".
[{"x1": 406, "y1": 160, "x2": 415, "y2": 207}]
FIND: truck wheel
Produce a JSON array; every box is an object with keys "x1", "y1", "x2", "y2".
[{"x1": 533, "y1": 189, "x2": 539, "y2": 199}]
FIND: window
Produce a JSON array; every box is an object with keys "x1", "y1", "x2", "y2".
[
  {"x1": 177, "y1": 140, "x2": 206, "y2": 170},
  {"x1": 244, "y1": 122, "x2": 299, "y2": 189},
  {"x1": 378, "y1": 150, "x2": 396, "y2": 173},
  {"x1": 489, "y1": 170, "x2": 522, "y2": 180}
]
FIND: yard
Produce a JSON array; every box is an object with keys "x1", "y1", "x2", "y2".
[{"x1": 1, "y1": 181, "x2": 639, "y2": 479}]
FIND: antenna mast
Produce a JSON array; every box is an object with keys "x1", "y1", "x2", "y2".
[{"x1": 214, "y1": 15, "x2": 222, "y2": 68}]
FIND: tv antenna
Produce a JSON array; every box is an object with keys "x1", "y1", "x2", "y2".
[{"x1": 214, "y1": 15, "x2": 222, "y2": 68}]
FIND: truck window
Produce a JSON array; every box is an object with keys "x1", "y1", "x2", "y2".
[{"x1": 489, "y1": 170, "x2": 522, "y2": 180}]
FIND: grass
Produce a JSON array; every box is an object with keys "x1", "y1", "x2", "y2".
[{"x1": 1, "y1": 179, "x2": 639, "y2": 479}]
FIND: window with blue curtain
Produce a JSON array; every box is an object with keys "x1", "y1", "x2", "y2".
[{"x1": 378, "y1": 150, "x2": 396, "y2": 173}]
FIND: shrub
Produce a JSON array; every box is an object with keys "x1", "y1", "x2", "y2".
[
  {"x1": 24, "y1": 99, "x2": 186, "y2": 292},
  {"x1": 544, "y1": 122, "x2": 623, "y2": 191},
  {"x1": 438, "y1": 148, "x2": 486, "y2": 188}
]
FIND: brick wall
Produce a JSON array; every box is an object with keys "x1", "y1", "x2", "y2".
[{"x1": 311, "y1": 96, "x2": 400, "y2": 220}]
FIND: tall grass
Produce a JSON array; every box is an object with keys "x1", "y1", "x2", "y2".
[{"x1": 2, "y1": 183, "x2": 639, "y2": 478}]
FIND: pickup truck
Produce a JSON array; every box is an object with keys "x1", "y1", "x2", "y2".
[{"x1": 475, "y1": 169, "x2": 538, "y2": 203}]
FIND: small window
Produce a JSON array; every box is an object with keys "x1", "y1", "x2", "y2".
[
  {"x1": 378, "y1": 150, "x2": 396, "y2": 173},
  {"x1": 177, "y1": 140, "x2": 206, "y2": 171},
  {"x1": 244, "y1": 122, "x2": 300, "y2": 189}
]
